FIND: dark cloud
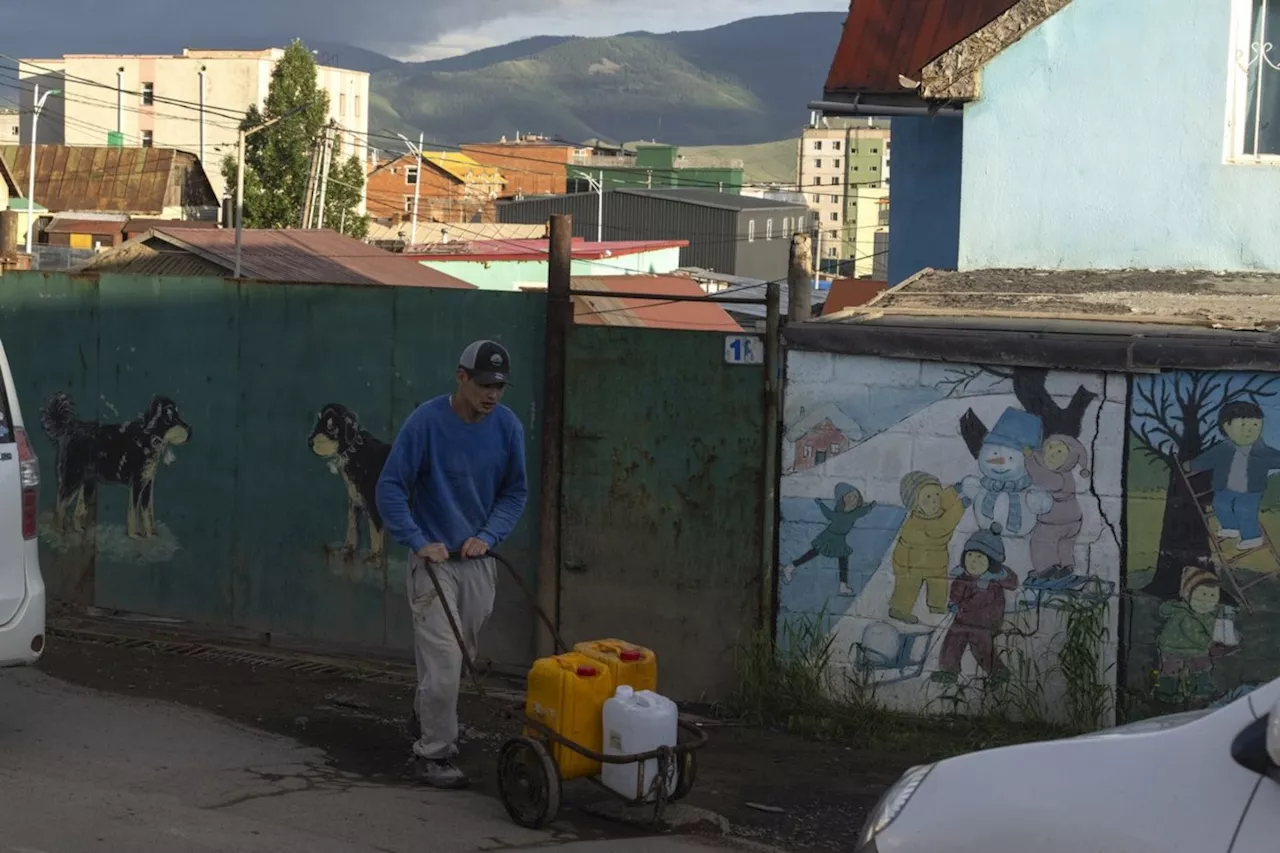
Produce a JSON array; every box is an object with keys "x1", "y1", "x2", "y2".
[{"x1": 0, "y1": 0, "x2": 574, "y2": 56}]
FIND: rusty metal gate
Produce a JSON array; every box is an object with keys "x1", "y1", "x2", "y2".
[{"x1": 558, "y1": 325, "x2": 770, "y2": 702}]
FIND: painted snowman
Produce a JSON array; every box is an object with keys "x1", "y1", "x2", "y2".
[{"x1": 959, "y1": 408, "x2": 1053, "y2": 539}]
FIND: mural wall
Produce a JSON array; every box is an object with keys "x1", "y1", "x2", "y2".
[
  {"x1": 781, "y1": 353, "x2": 1125, "y2": 716},
  {"x1": 1125, "y1": 372, "x2": 1280, "y2": 714},
  {"x1": 0, "y1": 271, "x2": 546, "y2": 668}
]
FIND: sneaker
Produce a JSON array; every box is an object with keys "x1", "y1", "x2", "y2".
[
  {"x1": 414, "y1": 757, "x2": 468, "y2": 790},
  {"x1": 1218, "y1": 528, "x2": 1241, "y2": 539},
  {"x1": 781, "y1": 563, "x2": 796, "y2": 584},
  {"x1": 1239, "y1": 537, "x2": 1265, "y2": 551},
  {"x1": 839, "y1": 582, "x2": 854, "y2": 597}
]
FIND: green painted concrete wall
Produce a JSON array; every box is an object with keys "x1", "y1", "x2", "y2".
[
  {"x1": 0, "y1": 272, "x2": 545, "y2": 665},
  {"x1": 557, "y1": 325, "x2": 767, "y2": 702},
  {"x1": 420, "y1": 247, "x2": 683, "y2": 291}
]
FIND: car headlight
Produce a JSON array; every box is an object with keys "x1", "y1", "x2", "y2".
[{"x1": 858, "y1": 763, "x2": 934, "y2": 849}]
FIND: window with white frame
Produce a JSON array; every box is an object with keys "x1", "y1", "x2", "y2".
[
  {"x1": 1229, "y1": 0, "x2": 1280, "y2": 159},
  {"x1": 406, "y1": 164, "x2": 419, "y2": 185},
  {"x1": 748, "y1": 219, "x2": 756, "y2": 241},
  {"x1": 404, "y1": 195, "x2": 416, "y2": 212},
  {"x1": 766, "y1": 218, "x2": 774, "y2": 240}
]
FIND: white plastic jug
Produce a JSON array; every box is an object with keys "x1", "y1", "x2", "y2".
[{"x1": 600, "y1": 684, "x2": 679, "y2": 801}]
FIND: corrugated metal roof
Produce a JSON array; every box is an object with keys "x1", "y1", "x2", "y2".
[
  {"x1": 366, "y1": 220, "x2": 545, "y2": 244},
  {"x1": 569, "y1": 275, "x2": 742, "y2": 332},
  {"x1": 824, "y1": 0, "x2": 1020, "y2": 97},
  {"x1": 822, "y1": 279, "x2": 887, "y2": 315},
  {"x1": 618, "y1": 188, "x2": 800, "y2": 212},
  {"x1": 80, "y1": 227, "x2": 477, "y2": 288},
  {"x1": 45, "y1": 213, "x2": 129, "y2": 234},
  {"x1": 673, "y1": 267, "x2": 827, "y2": 320},
  {"x1": 0, "y1": 145, "x2": 207, "y2": 214},
  {"x1": 423, "y1": 151, "x2": 506, "y2": 185},
  {"x1": 405, "y1": 238, "x2": 687, "y2": 262}
]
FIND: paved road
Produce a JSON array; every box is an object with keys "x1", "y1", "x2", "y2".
[{"x1": 0, "y1": 667, "x2": 743, "y2": 853}]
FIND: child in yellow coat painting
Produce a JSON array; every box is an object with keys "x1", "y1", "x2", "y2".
[{"x1": 889, "y1": 471, "x2": 968, "y2": 624}]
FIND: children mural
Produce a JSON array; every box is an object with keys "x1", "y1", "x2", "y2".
[
  {"x1": 780, "y1": 354, "x2": 1125, "y2": 715},
  {"x1": 1126, "y1": 371, "x2": 1280, "y2": 713}
]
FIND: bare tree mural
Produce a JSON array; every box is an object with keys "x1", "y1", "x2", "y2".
[
  {"x1": 938, "y1": 366, "x2": 1099, "y2": 455},
  {"x1": 1129, "y1": 372, "x2": 1280, "y2": 600}
]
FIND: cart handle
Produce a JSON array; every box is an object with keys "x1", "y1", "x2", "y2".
[{"x1": 443, "y1": 549, "x2": 570, "y2": 656}]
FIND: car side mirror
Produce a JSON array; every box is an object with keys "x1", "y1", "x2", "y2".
[
  {"x1": 1232, "y1": 711, "x2": 1279, "y2": 777},
  {"x1": 1269, "y1": 700, "x2": 1280, "y2": 768}
]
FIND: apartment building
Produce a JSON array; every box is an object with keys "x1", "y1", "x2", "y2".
[
  {"x1": 0, "y1": 110, "x2": 19, "y2": 143},
  {"x1": 797, "y1": 118, "x2": 891, "y2": 277},
  {"x1": 16, "y1": 48, "x2": 369, "y2": 203}
]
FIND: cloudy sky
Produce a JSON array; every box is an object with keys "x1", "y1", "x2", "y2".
[{"x1": 1, "y1": 0, "x2": 847, "y2": 61}]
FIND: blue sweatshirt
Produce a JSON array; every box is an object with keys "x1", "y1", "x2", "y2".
[{"x1": 375, "y1": 395, "x2": 529, "y2": 554}]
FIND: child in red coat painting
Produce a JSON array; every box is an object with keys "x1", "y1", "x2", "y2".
[{"x1": 933, "y1": 523, "x2": 1019, "y2": 684}]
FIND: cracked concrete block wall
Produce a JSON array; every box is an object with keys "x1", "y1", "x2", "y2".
[{"x1": 780, "y1": 351, "x2": 1125, "y2": 722}]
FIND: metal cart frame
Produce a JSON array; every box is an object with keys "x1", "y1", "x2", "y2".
[{"x1": 421, "y1": 551, "x2": 709, "y2": 829}]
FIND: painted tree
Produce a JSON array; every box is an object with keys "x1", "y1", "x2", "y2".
[
  {"x1": 221, "y1": 40, "x2": 365, "y2": 236},
  {"x1": 1129, "y1": 372, "x2": 1280, "y2": 600},
  {"x1": 940, "y1": 366, "x2": 1099, "y2": 457}
]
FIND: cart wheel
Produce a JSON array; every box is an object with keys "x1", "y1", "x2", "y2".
[
  {"x1": 497, "y1": 736, "x2": 561, "y2": 829},
  {"x1": 670, "y1": 749, "x2": 698, "y2": 802}
]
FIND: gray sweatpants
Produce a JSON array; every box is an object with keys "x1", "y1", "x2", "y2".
[{"x1": 406, "y1": 553, "x2": 497, "y2": 760}]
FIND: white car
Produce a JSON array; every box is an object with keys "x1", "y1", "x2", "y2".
[
  {"x1": 0, "y1": 338, "x2": 44, "y2": 667},
  {"x1": 858, "y1": 677, "x2": 1280, "y2": 853}
]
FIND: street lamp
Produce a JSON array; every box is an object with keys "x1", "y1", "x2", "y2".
[
  {"x1": 233, "y1": 102, "x2": 311, "y2": 278},
  {"x1": 570, "y1": 169, "x2": 604, "y2": 242},
  {"x1": 26, "y1": 84, "x2": 60, "y2": 254},
  {"x1": 396, "y1": 132, "x2": 425, "y2": 246}
]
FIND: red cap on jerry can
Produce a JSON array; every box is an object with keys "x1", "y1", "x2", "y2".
[
  {"x1": 620, "y1": 650, "x2": 643, "y2": 662},
  {"x1": 576, "y1": 665, "x2": 598, "y2": 677}
]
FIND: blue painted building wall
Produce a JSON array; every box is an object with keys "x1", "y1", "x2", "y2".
[
  {"x1": 959, "y1": 0, "x2": 1280, "y2": 271},
  {"x1": 886, "y1": 116, "x2": 964, "y2": 285}
]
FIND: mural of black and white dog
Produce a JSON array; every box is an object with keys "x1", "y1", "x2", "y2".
[
  {"x1": 40, "y1": 392, "x2": 192, "y2": 538},
  {"x1": 308, "y1": 404, "x2": 392, "y2": 564}
]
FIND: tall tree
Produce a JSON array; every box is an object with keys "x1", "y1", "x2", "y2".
[
  {"x1": 322, "y1": 153, "x2": 370, "y2": 239},
  {"x1": 223, "y1": 40, "x2": 356, "y2": 230}
]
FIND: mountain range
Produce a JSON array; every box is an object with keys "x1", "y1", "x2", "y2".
[{"x1": 0, "y1": 12, "x2": 843, "y2": 148}]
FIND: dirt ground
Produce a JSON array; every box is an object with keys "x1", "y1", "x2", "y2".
[{"x1": 36, "y1": 627, "x2": 929, "y2": 853}]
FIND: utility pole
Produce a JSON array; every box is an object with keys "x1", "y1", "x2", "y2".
[
  {"x1": 300, "y1": 136, "x2": 322, "y2": 228},
  {"x1": 788, "y1": 231, "x2": 813, "y2": 323},
  {"x1": 234, "y1": 101, "x2": 311, "y2": 278},
  {"x1": 570, "y1": 170, "x2": 604, "y2": 242},
  {"x1": 26, "y1": 84, "x2": 60, "y2": 254},
  {"x1": 761, "y1": 278, "x2": 781, "y2": 634},
  {"x1": 397, "y1": 132, "x2": 425, "y2": 245},
  {"x1": 536, "y1": 213, "x2": 573, "y2": 658},
  {"x1": 316, "y1": 123, "x2": 336, "y2": 229}
]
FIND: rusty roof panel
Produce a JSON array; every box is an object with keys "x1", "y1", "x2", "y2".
[
  {"x1": 570, "y1": 275, "x2": 742, "y2": 332},
  {"x1": 824, "y1": 0, "x2": 1020, "y2": 97},
  {"x1": 85, "y1": 226, "x2": 477, "y2": 288},
  {"x1": 0, "y1": 145, "x2": 204, "y2": 214}
]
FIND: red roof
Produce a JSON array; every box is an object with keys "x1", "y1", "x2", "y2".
[
  {"x1": 825, "y1": 0, "x2": 1019, "y2": 97},
  {"x1": 567, "y1": 276, "x2": 742, "y2": 332},
  {"x1": 146, "y1": 227, "x2": 475, "y2": 288},
  {"x1": 822, "y1": 279, "x2": 887, "y2": 315},
  {"x1": 404, "y1": 238, "x2": 688, "y2": 263}
]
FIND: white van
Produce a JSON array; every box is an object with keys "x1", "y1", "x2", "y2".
[
  {"x1": 857, "y1": 677, "x2": 1280, "y2": 853},
  {"x1": 0, "y1": 338, "x2": 44, "y2": 667}
]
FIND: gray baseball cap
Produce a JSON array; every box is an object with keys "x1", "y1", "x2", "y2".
[{"x1": 459, "y1": 339, "x2": 512, "y2": 385}]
